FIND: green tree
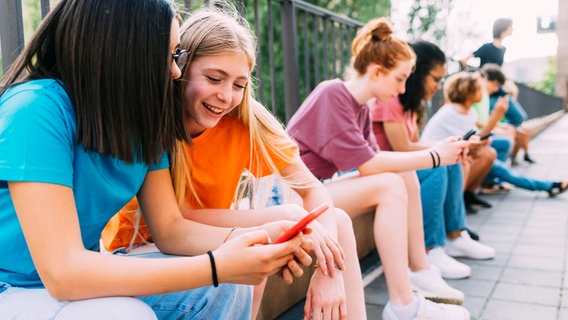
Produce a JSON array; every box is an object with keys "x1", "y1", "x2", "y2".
[
  {"x1": 305, "y1": 0, "x2": 390, "y2": 23},
  {"x1": 406, "y1": 0, "x2": 453, "y2": 43},
  {"x1": 531, "y1": 58, "x2": 557, "y2": 96}
]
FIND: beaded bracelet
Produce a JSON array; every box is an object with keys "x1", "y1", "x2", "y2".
[{"x1": 313, "y1": 262, "x2": 341, "y2": 270}]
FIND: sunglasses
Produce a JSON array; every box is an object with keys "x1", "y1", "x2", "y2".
[{"x1": 172, "y1": 48, "x2": 189, "y2": 71}]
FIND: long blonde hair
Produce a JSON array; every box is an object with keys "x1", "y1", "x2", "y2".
[{"x1": 171, "y1": 7, "x2": 318, "y2": 209}]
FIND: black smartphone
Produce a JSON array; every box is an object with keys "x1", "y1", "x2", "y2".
[
  {"x1": 479, "y1": 133, "x2": 493, "y2": 140},
  {"x1": 462, "y1": 128, "x2": 477, "y2": 141}
]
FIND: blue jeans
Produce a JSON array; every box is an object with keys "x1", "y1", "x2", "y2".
[
  {"x1": 139, "y1": 284, "x2": 252, "y2": 320},
  {"x1": 484, "y1": 159, "x2": 553, "y2": 191},
  {"x1": 417, "y1": 164, "x2": 466, "y2": 249},
  {"x1": 491, "y1": 136, "x2": 512, "y2": 163}
]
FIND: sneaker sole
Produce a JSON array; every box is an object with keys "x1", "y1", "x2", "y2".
[
  {"x1": 422, "y1": 294, "x2": 464, "y2": 306},
  {"x1": 446, "y1": 252, "x2": 495, "y2": 260}
]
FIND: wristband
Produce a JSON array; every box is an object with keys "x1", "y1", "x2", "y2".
[
  {"x1": 429, "y1": 151, "x2": 436, "y2": 168},
  {"x1": 223, "y1": 226, "x2": 240, "y2": 244},
  {"x1": 433, "y1": 150, "x2": 441, "y2": 168},
  {"x1": 207, "y1": 250, "x2": 219, "y2": 287}
]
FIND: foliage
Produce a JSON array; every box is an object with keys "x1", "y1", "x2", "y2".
[
  {"x1": 530, "y1": 58, "x2": 557, "y2": 96},
  {"x1": 305, "y1": 0, "x2": 390, "y2": 23},
  {"x1": 406, "y1": 0, "x2": 453, "y2": 43}
]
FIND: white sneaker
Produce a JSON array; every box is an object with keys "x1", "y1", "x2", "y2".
[
  {"x1": 409, "y1": 266, "x2": 464, "y2": 305},
  {"x1": 382, "y1": 294, "x2": 470, "y2": 320},
  {"x1": 427, "y1": 247, "x2": 471, "y2": 279},
  {"x1": 445, "y1": 230, "x2": 496, "y2": 260}
]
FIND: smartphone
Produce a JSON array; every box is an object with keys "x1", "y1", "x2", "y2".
[
  {"x1": 274, "y1": 203, "x2": 330, "y2": 244},
  {"x1": 479, "y1": 132, "x2": 493, "y2": 140},
  {"x1": 462, "y1": 128, "x2": 477, "y2": 141}
]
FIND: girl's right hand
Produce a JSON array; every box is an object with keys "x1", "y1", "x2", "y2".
[
  {"x1": 212, "y1": 228, "x2": 308, "y2": 285},
  {"x1": 431, "y1": 136, "x2": 468, "y2": 166},
  {"x1": 494, "y1": 95, "x2": 510, "y2": 116}
]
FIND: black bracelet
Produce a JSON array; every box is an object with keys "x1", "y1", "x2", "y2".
[
  {"x1": 429, "y1": 151, "x2": 436, "y2": 168},
  {"x1": 433, "y1": 150, "x2": 441, "y2": 168},
  {"x1": 207, "y1": 250, "x2": 219, "y2": 287}
]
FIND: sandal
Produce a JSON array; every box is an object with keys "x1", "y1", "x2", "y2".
[{"x1": 548, "y1": 181, "x2": 568, "y2": 197}]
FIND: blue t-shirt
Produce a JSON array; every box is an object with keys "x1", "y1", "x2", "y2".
[
  {"x1": 0, "y1": 79, "x2": 168, "y2": 287},
  {"x1": 473, "y1": 42, "x2": 506, "y2": 67}
]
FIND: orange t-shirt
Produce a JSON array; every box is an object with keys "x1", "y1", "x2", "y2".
[{"x1": 101, "y1": 116, "x2": 296, "y2": 251}]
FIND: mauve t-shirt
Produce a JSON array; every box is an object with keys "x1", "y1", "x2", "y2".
[{"x1": 286, "y1": 79, "x2": 378, "y2": 179}]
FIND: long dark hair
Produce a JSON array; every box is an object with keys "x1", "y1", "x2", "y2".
[
  {"x1": 399, "y1": 40, "x2": 446, "y2": 115},
  {"x1": 0, "y1": 0, "x2": 189, "y2": 165}
]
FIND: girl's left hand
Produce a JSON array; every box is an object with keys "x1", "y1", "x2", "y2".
[
  {"x1": 305, "y1": 220, "x2": 345, "y2": 277},
  {"x1": 304, "y1": 270, "x2": 348, "y2": 320}
]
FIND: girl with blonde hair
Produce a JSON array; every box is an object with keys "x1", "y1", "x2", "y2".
[{"x1": 104, "y1": 7, "x2": 365, "y2": 320}]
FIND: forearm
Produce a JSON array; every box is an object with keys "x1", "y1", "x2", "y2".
[
  {"x1": 359, "y1": 150, "x2": 433, "y2": 175},
  {"x1": 295, "y1": 184, "x2": 338, "y2": 239},
  {"x1": 49, "y1": 249, "x2": 212, "y2": 300},
  {"x1": 480, "y1": 111, "x2": 505, "y2": 135},
  {"x1": 181, "y1": 206, "x2": 298, "y2": 228}
]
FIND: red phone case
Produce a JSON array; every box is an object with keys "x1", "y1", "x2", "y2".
[{"x1": 274, "y1": 203, "x2": 330, "y2": 243}]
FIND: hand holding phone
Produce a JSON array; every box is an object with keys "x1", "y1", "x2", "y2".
[
  {"x1": 462, "y1": 128, "x2": 477, "y2": 141},
  {"x1": 274, "y1": 203, "x2": 329, "y2": 244}
]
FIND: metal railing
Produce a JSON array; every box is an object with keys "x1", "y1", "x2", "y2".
[
  {"x1": 2, "y1": 0, "x2": 562, "y2": 122},
  {"x1": 1, "y1": 0, "x2": 362, "y2": 123}
]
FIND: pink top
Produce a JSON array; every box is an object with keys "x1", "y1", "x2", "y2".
[{"x1": 369, "y1": 97, "x2": 417, "y2": 151}]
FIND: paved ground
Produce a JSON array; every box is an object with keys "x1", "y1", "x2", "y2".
[
  {"x1": 365, "y1": 113, "x2": 568, "y2": 319},
  {"x1": 281, "y1": 113, "x2": 568, "y2": 320}
]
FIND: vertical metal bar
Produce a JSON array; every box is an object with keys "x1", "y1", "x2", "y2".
[
  {"x1": 322, "y1": 18, "x2": 328, "y2": 80},
  {"x1": 313, "y1": 16, "x2": 320, "y2": 84},
  {"x1": 184, "y1": 0, "x2": 192, "y2": 11},
  {"x1": 280, "y1": 0, "x2": 300, "y2": 121},
  {"x1": 330, "y1": 20, "x2": 336, "y2": 76},
  {"x1": 267, "y1": 0, "x2": 278, "y2": 116},
  {"x1": 253, "y1": 0, "x2": 264, "y2": 103},
  {"x1": 338, "y1": 23, "x2": 344, "y2": 76},
  {"x1": 40, "y1": 0, "x2": 50, "y2": 18},
  {"x1": 1, "y1": 0, "x2": 25, "y2": 73},
  {"x1": 302, "y1": 12, "x2": 311, "y2": 94}
]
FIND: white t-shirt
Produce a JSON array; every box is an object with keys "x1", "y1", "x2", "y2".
[{"x1": 421, "y1": 104, "x2": 478, "y2": 141}]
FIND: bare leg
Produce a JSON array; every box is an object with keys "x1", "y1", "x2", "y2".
[
  {"x1": 251, "y1": 280, "x2": 266, "y2": 320},
  {"x1": 334, "y1": 208, "x2": 366, "y2": 319},
  {"x1": 515, "y1": 127, "x2": 531, "y2": 158},
  {"x1": 398, "y1": 171, "x2": 428, "y2": 272},
  {"x1": 326, "y1": 172, "x2": 414, "y2": 306},
  {"x1": 466, "y1": 146, "x2": 496, "y2": 191}
]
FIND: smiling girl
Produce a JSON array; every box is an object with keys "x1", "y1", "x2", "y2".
[{"x1": 103, "y1": 7, "x2": 368, "y2": 320}]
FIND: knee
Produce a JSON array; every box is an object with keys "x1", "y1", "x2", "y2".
[
  {"x1": 334, "y1": 208, "x2": 354, "y2": 233},
  {"x1": 57, "y1": 297, "x2": 157, "y2": 320},
  {"x1": 375, "y1": 173, "x2": 408, "y2": 203},
  {"x1": 481, "y1": 146, "x2": 497, "y2": 162}
]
